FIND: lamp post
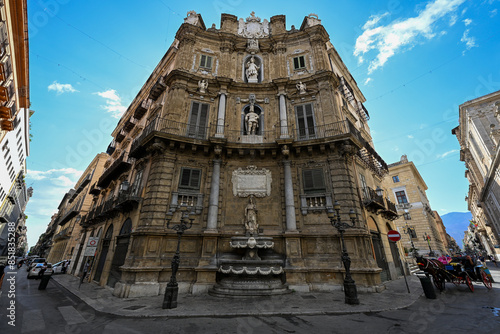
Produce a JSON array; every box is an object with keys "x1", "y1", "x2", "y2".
[
  {"x1": 328, "y1": 201, "x2": 359, "y2": 305},
  {"x1": 162, "y1": 205, "x2": 194, "y2": 309},
  {"x1": 423, "y1": 232, "x2": 435, "y2": 257},
  {"x1": 404, "y1": 221, "x2": 418, "y2": 258}
]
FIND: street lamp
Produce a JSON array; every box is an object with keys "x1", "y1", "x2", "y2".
[
  {"x1": 403, "y1": 221, "x2": 418, "y2": 258},
  {"x1": 162, "y1": 205, "x2": 195, "y2": 309},
  {"x1": 423, "y1": 232, "x2": 435, "y2": 257},
  {"x1": 327, "y1": 201, "x2": 359, "y2": 305}
]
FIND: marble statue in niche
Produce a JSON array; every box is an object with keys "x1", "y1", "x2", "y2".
[{"x1": 245, "y1": 56, "x2": 260, "y2": 83}]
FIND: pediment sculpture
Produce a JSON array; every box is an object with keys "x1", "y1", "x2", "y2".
[{"x1": 238, "y1": 12, "x2": 269, "y2": 38}]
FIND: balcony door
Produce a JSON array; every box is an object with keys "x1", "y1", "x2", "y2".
[
  {"x1": 295, "y1": 103, "x2": 316, "y2": 139},
  {"x1": 187, "y1": 101, "x2": 209, "y2": 139}
]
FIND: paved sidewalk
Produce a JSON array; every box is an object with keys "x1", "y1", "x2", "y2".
[{"x1": 51, "y1": 273, "x2": 424, "y2": 318}]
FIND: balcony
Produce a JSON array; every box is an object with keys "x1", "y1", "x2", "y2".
[
  {"x1": 380, "y1": 198, "x2": 399, "y2": 221},
  {"x1": 106, "y1": 141, "x2": 116, "y2": 155},
  {"x1": 115, "y1": 129, "x2": 127, "y2": 143},
  {"x1": 149, "y1": 76, "x2": 167, "y2": 101},
  {"x1": 88, "y1": 182, "x2": 102, "y2": 195},
  {"x1": 96, "y1": 153, "x2": 134, "y2": 188},
  {"x1": 362, "y1": 187, "x2": 385, "y2": 213},
  {"x1": 133, "y1": 99, "x2": 151, "y2": 120},
  {"x1": 0, "y1": 85, "x2": 9, "y2": 102},
  {"x1": 53, "y1": 228, "x2": 71, "y2": 242},
  {"x1": 299, "y1": 193, "x2": 333, "y2": 215},
  {"x1": 81, "y1": 188, "x2": 142, "y2": 227},
  {"x1": 0, "y1": 105, "x2": 12, "y2": 119},
  {"x1": 57, "y1": 199, "x2": 83, "y2": 226},
  {"x1": 123, "y1": 116, "x2": 138, "y2": 133},
  {"x1": 396, "y1": 203, "x2": 412, "y2": 210}
]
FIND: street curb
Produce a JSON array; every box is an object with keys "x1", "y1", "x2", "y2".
[{"x1": 50, "y1": 275, "x2": 425, "y2": 318}]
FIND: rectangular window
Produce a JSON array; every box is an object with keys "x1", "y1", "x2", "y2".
[
  {"x1": 179, "y1": 168, "x2": 201, "y2": 190},
  {"x1": 359, "y1": 173, "x2": 368, "y2": 199},
  {"x1": 403, "y1": 212, "x2": 411, "y2": 220},
  {"x1": 303, "y1": 169, "x2": 326, "y2": 194},
  {"x1": 293, "y1": 56, "x2": 306, "y2": 70},
  {"x1": 395, "y1": 190, "x2": 408, "y2": 204},
  {"x1": 392, "y1": 175, "x2": 400, "y2": 183},
  {"x1": 199, "y1": 55, "x2": 213, "y2": 70},
  {"x1": 408, "y1": 227, "x2": 417, "y2": 239},
  {"x1": 131, "y1": 169, "x2": 144, "y2": 196},
  {"x1": 295, "y1": 103, "x2": 315, "y2": 139},
  {"x1": 187, "y1": 101, "x2": 209, "y2": 139}
]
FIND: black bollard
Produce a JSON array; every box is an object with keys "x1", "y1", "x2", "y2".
[
  {"x1": 417, "y1": 273, "x2": 436, "y2": 299},
  {"x1": 38, "y1": 273, "x2": 51, "y2": 290}
]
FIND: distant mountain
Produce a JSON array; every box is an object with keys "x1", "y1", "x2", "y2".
[{"x1": 441, "y1": 212, "x2": 472, "y2": 249}]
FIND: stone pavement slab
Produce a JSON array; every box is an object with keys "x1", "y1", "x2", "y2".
[{"x1": 51, "y1": 274, "x2": 424, "y2": 318}]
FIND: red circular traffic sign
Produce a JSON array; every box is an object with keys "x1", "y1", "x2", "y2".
[{"x1": 387, "y1": 230, "x2": 401, "y2": 242}]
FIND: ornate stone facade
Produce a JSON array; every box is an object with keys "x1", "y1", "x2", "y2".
[{"x1": 68, "y1": 11, "x2": 404, "y2": 298}]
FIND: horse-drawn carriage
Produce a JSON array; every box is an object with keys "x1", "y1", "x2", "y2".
[{"x1": 416, "y1": 256, "x2": 493, "y2": 292}]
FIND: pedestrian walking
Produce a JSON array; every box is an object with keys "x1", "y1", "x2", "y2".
[{"x1": 490, "y1": 255, "x2": 498, "y2": 267}]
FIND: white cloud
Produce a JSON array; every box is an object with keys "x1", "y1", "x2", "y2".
[
  {"x1": 449, "y1": 14, "x2": 457, "y2": 26},
  {"x1": 354, "y1": 0, "x2": 466, "y2": 74},
  {"x1": 27, "y1": 168, "x2": 83, "y2": 181},
  {"x1": 94, "y1": 89, "x2": 127, "y2": 119},
  {"x1": 460, "y1": 29, "x2": 477, "y2": 50},
  {"x1": 437, "y1": 149, "x2": 459, "y2": 158},
  {"x1": 490, "y1": 9, "x2": 498, "y2": 17},
  {"x1": 48, "y1": 81, "x2": 78, "y2": 95},
  {"x1": 462, "y1": 18, "x2": 472, "y2": 26},
  {"x1": 407, "y1": 135, "x2": 414, "y2": 139},
  {"x1": 364, "y1": 77, "x2": 372, "y2": 85}
]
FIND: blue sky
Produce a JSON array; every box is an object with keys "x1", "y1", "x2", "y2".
[{"x1": 24, "y1": 0, "x2": 500, "y2": 249}]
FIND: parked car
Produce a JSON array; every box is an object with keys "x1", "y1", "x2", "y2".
[
  {"x1": 52, "y1": 260, "x2": 70, "y2": 274},
  {"x1": 27, "y1": 258, "x2": 46, "y2": 272},
  {"x1": 27, "y1": 263, "x2": 53, "y2": 279}
]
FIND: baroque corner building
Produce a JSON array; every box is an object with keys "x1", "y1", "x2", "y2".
[{"x1": 78, "y1": 12, "x2": 404, "y2": 298}]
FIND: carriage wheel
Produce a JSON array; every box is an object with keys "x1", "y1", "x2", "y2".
[
  {"x1": 433, "y1": 275, "x2": 445, "y2": 291},
  {"x1": 466, "y1": 275, "x2": 474, "y2": 292},
  {"x1": 481, "y1": 271, "x2": 493, "y2": 290}
]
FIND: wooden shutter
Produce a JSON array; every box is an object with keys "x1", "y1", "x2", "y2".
[
  {"x1": 296, "y1": 105, "x2": 306, "y2": 137},
  {"x1": 198, "y1": 103, "x2": 209, "y2": 138},
  {"x1": 180, "y1": 168, "x2": 201, "y2": 190},
  {"x1": 303, "y1": 169, "x2": 325, "y2": 193},
  {"x1": 305, "y1": 104, "x2": 315, "y2": 136}
]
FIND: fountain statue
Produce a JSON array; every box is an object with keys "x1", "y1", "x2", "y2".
[{"x1": 210, "y1": 196, "x2": 290, "y2": 297}]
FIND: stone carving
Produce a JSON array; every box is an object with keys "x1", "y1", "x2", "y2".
[
  {"x1": 184, "y1": 11, "x2": 199, "y2": 25},
  {"x1": 198, "y1": 79, "x2": 208, "y2": 93},
  {"x1": 238, "y1": 12, "x2": 269, "y2": 38},
  {"x1": 296, "y1": 81, "x2": 307, "y2": 94},
  {"x1": 244, "y1": 195, "x2": 258, "y2": 235},
  {"x1": 245, "y1": 102, "x2": 260, "y2": 135},
  {"x1": 245, "y1": 56, "x2": 260, "y2": 83},
  {"x1": 247, "y1": 38, "x2": 259, "y2": 53},
  {"x1": 232, "y1": 165, "x2": 272, "y2": 197},
  {"x1": 304, "y1": 13, "x2": 321, "y2": 28}
]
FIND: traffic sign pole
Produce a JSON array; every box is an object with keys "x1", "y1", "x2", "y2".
[{"x1": 387, "y1": 230, "x2": 410, "y2": 294}]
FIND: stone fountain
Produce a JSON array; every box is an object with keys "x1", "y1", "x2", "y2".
[{"x1": 209, "y1": 195, "x2": 290, "y2": 297}]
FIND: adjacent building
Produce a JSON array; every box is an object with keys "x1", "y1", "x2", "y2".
[
  {"x1": 40, "y1": 11, "x2": 409, "y2": 298},
  {"x1": 382, "y1": 155, "x2": 447, "y2": 257},
  {"x1": 453, "y1": 90, "x2": 500, "y2": 260},
  {"x1": 0, "y1": 0, "x2": 31, "y2": 260}
]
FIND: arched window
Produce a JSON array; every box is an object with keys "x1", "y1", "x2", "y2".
[{"x1": 119, "y1": 218, "x2": 132, "y2": 236}]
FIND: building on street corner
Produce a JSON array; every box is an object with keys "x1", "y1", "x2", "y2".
[
  {"x1": 453, "y1": 90, "x2": 500, "y2": 260},
  {"x1": 37, "y1": 11, "x2": 411, "y2": 298},
  {"x1": 0, "y1": 0, "x2": 31, "y2": 261},
  {"x1": 382, "y1": 155, "x2": 447, "y2": 257}
]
